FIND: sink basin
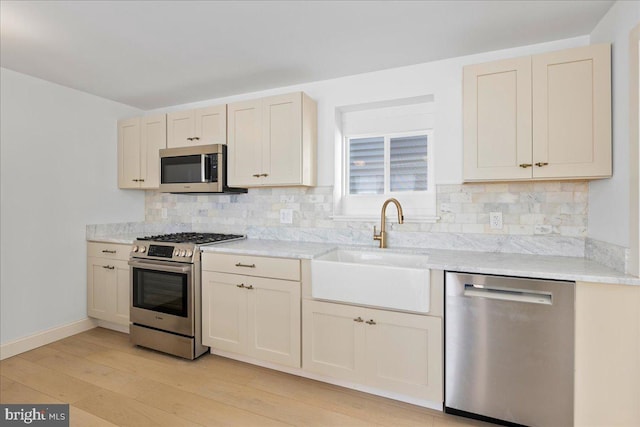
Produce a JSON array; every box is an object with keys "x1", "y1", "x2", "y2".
[{"x1": 311, "y1": 249, "x2": 431, "y2": 313}]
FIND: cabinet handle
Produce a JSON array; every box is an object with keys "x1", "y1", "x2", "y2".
[
  {"x1": 236, "y1": 284, "x2": 245, "y2": 288},
  {"x1": 101, "y1": 249, "x2": 117, "y2": 254},
  {"x1": 353, "y1": 317, "x2": 364, "y2": 323},
  {"x1": 187, "y1": 137, "x2": 193, "y2": 141},
  {"x1": 252, "y1": 174, "x2": 260, "y2": 178},
  {"x1": 246, "y1": 285, "x2": 254, "y2": 290},
  {"x1": 192, "y1": 137, "x2": 200, "y2": 141},
  {"x1": 519, "y1": 163, "x2": 532, "y2": 168},
  {"x1": 535, "y1": 162, "x2": 549, "y2": 167},
  {"x1": 132, "y1": 179, "x2": 139, "y2": 182},
  {"x1": 139, "y1": 178, "x2": 145, "y2": 182},
  {"x1": 365, "y1": 319, "x2": 376, "y2": 325},
  {"x1": 235, "y1": 262, "x2": 256, "y2": 268},
  {"x1": 102, "y1": 265, "x2": 115, "y2": 270},
  {"x1": 260, "y1": 173, "x2": 269, "y2": 177}
]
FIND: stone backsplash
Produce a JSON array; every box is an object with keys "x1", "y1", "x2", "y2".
[{"x1": 144, "y1": 181, "x2": 591, "y2": 258}]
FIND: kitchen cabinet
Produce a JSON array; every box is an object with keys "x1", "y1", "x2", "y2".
[
  {"x1": 118, "y1": 114, "x2": 167, "y2": 189},
  {"x1": 166, "y1": 105, "x2": 226, "y2": 148},
  {"x1": 86, "y1": 242, "x2": 130, "y2": 327},
  {"x1": 463, "y1": 43, "x2": 611, "y2": 181},
  {"x1": 227, "y1": 92, "x2": 317, "y2": 187},
  {"x1": 201, "y1": 253, "x2": 301, "y2": 368},
  {"x1": 574, "y1": 281, "x2": 640, "y2": 427},
  {"x1": 302, "y1": 299, "x2": 442, "y2": 402}
]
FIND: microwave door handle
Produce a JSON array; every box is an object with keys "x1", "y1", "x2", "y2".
[{"x1": 201, "y1": 154, "x2": 206, "y2": 183}]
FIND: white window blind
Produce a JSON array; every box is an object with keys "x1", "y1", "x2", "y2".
[
  {"x1": 390, "y1": 135, "x2": 428, "y2": 192},
  {"x1": 349, "y1": 137, "x2": 384, "y2": 194}
]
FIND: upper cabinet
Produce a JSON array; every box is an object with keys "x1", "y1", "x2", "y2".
[
  {"x1": 227, "y1": 92, "x2": 317, "y2": 187},
  {"x1": 167, "y1": 104, "x2": 226, "y2": 148},
  {"x1": 463, "y1": 44, "x2": 611, "y2": 182},
  {"x1": 118, "y1": 114, "x2": 167, "y2": 189}
]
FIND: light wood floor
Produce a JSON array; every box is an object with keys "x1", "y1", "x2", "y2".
[{"x1": 1, "y1": 327, "x2": 491, "y2": 427}]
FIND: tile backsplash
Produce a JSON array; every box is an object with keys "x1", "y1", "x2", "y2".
[{"x1": 144, "y1": 181, "x2": 591, "y2": 258}]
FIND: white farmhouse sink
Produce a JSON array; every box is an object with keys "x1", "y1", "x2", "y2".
[{"x1": 311, "y1": 249, "x2": 431, "y2": 313}]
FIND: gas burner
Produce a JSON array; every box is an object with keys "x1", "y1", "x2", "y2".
[{"x1": 137, "y1": 232, "x2": 245, "y2": 245}]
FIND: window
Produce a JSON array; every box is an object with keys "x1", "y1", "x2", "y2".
[
  {"x1": 349, "y1": 133, "x2": 429, "y2": 195},
  {"x1": 334, "y1": 97, "x2": 437, "y2": 221}
]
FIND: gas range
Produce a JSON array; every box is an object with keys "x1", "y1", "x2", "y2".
[{"x1": 130, "y1": 232, "x2": 245, "y2": 263}]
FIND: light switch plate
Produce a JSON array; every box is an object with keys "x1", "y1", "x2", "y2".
[{"x1": 280, "y1": 209, "x2": 293, "y2": 224}]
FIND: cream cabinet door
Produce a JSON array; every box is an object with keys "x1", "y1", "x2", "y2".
[
  {"x1": 247, "y1": 276, "x2": 301, "y2": 368},
  {"x1": 532, "y1": 44, "x2": 611, "y2": 179},
  {"x1": 227, "y1": 98, "x2": 263, "y2": 186},
  {"x1": 140, "y1": 114, "x2": 166, "y2": 189},
  {"x1": 195, "y1": 105, "x2": 226, "y2": 145},
  {"x1": 261, "y1": 93, "x2": 302, "y2": 185},
  {"x1": 201, "y1": 272, "x2": 247, "y2": 354},
  {"x1": 463, "y1": 57, "x2": 532, "y2": 181},
  {"x1": 364, "y1": 308, "x2": 442, "y2": 402},
  {"x1": 87, "y1": 257, "x2": 129, "y2": 326},
  {"x1": 302, "y1": 299, "x2": 365, "y2": 383},
  {"x1": 117, "y1": 117, "x2": 142, "y2": 188},
  {"x1": 166, "y1": 110, "x2": 195, "y2": 148}
]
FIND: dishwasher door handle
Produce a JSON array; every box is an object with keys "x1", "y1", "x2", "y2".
[{"x1": 463, "y1": 284, "x2": 552, "y2": 305}]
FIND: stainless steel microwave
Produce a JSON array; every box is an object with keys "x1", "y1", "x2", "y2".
[{"x1": 159, "y1": 144, "x2": 247, "y2": 194}]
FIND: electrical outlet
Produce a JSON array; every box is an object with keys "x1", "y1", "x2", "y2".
[
  {"x1": 280, "y1": 209, "x2": 293, "y2": 224},
  {"x1": 489, "y1": 211, "x2": 503, "y2": 230}
]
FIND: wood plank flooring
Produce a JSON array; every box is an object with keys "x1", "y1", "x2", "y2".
[{"x1": 0, "y1": 328, "x2": 490, "y2": 427}]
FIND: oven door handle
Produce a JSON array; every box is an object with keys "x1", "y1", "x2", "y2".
[{"x1": 128, "y1": 259, "x2": 193, "y2": 274}]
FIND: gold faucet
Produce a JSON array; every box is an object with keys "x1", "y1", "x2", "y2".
[{"x1": 373, "y1": 198, "x2": 404, "y2": 248}]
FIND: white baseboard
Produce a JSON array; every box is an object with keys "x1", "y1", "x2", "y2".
[
  {"x1": 209, "y1": 348, "x2": 443, "y2": 411},
  {"x1": 95, "y1": 320, "x2": 130, "y2": 334},
  {"x1": 0, "y1": 318, "x2": 97, "y2": 360}
]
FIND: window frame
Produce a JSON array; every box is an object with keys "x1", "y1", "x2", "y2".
[{"x1": 337, "y1": 129, "x2": 437, "y2": 221}]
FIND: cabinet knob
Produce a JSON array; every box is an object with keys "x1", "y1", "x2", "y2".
[
  {"x1": 365, "y1": 319, "x2": 376, "y2": 325},
  {"x1": 519, "y1": 164, "x2": 532, "y2": 168},
  {"x1": 535, "y1": 162, "x2": 549, "y2": 167},
  {"x1": 353, "y1": 317, "x2": 364, "y2": 323}
]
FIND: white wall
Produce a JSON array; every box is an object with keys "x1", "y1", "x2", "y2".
[
  {"x1": 588, "y1": 1, "x2": 640, "y2": 247},
  {"x1": 0, "y1": 69, "x2": 144, "y2": 345},
  {"x1": 148, "y1": 36, "x2": 589, "y2": 187}
]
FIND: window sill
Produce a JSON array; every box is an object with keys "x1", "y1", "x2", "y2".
[{"x1": 330, "y1": 215, "x2": 440, "y2": 224}]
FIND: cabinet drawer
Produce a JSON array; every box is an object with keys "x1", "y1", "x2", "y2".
[
  {"x1": 87, "y1": 242, "x2": 130, "y2": 260},
  {"x1": 202, "y1": 253, "x2": 300, "y2": 281}
]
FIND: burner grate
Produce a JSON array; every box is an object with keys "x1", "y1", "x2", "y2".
[{"x1": 138, "y1": 232, "x2": 245, "y2": 244}]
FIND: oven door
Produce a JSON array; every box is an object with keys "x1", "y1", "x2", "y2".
[{"x1": 129, "y1": 258, "x2": 195, "y2": 336}]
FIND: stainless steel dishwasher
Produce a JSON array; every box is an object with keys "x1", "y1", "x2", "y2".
[{"x1": 445, "y1": 272, "x2": 574, "y2": 427}]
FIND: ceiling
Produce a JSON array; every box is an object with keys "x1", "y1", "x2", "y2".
[{"x1": 0, "y1": 1, "x2": 614, "y2": 110}]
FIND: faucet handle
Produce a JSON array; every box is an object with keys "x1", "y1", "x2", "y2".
[{"x1": 373, "y1": 225, "x2": 381, "y2": 241}]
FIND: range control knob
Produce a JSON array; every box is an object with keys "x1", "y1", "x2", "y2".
[
  {"x1": 139, "y1": 246, "x2": 146, "y2": 253},
  {"x1": 173, "y1": 249, "x2": 180, "y2": 257},
  {"x1": 179, "y1": 249, "x2": 187, "y2": 257},
  {"x1": 186, "y1": 249, "x2": 193, "y2": 257},
  {"x1": 132, "y1": 245, "x2": 139, "y2": 252}
]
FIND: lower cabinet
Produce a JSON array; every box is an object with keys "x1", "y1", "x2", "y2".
[
  {"x1": 302, "y1": 299, "x2": 442, "y2": 402},
  {"x1": 86, "y1": 243, "x2": 130, "y2": 326},
  {"x1": 202, "y1": 270, "x2": 301, "y2": 368}
]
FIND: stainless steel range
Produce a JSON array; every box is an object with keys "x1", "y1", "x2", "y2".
[{"x1": 128, "y1": 232, "x2": 245, "y2": 359}]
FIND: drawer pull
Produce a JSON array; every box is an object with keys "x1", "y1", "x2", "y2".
[
  {"x1": 535, "y1": 162, "x2": 549, "y2": 167},
  {"x1": 102, "y1": 250, "x2": 117, "y2": 254},
  {"x1": 353, "y1": 317, "x2": 364, "y2": 323},
  {"x1": 235, "y1": 262, "x2": 256, "y2": 268},
  {"x1": 365, "y1": 319, "x2": 376, "y2": 325},
  {"x1": 252, "y1": 174, "x2": 260, "y2": 178},
  {"x1": 102, "y1": 265, "x2": 115, "y2": 270},
  {"x1": 246, "y1": 285, "x2": 254, "y2": 290},
  {"x1": 259, "y1": 173, "x2": 269, "y2": 177},
  {"x1": 519, "y1": 163, "x2": 532, "y2": 168},
  {"x1": 236, "y1": 284, "x2": 245, "y2": 288}
]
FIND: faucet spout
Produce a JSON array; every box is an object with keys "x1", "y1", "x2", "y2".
[{"x1": 373, "y1": 198, "x2": 404, "y2": 248}]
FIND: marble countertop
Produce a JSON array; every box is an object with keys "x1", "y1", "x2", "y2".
[{"x1": 88, "y1": 235, "x2": 640, "y2": 286}]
